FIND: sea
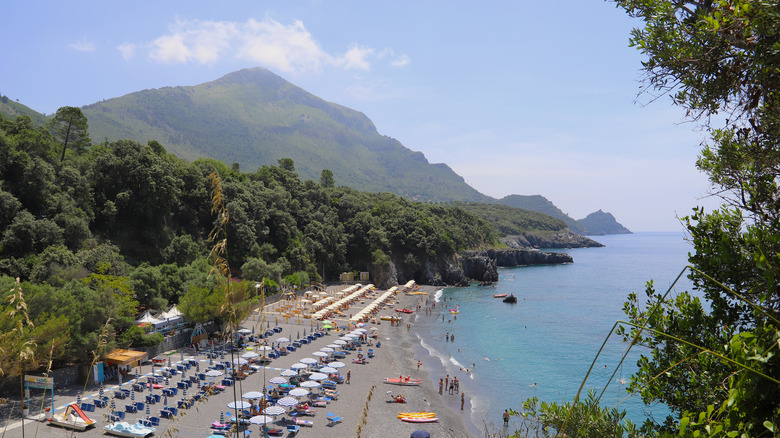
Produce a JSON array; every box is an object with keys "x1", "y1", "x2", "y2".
[{"x1": 411, "y1": 231, "x2": 694, "y2": 435}]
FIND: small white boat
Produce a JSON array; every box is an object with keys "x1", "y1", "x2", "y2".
[
  {"x1": 48, "y1": 404, "x2": 96, "y2": 431},
  {"x1": 103, "y1": 421, "x2": 156, "y2": 437}
]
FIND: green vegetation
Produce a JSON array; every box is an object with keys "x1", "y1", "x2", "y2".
[
  {"x1": 506, "y1": 1, "x2": 780, "y2": 436},
  {"x1": 451, "y1": 202, "x2": 568, "y2": 237},
  {"x1": 0, "y1": 109, "x2": 503, "y2": 375}
]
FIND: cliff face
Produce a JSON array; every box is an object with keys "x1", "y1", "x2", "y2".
[{"x1": 369, "y1": 248, "x2": 572, "y2": 289}]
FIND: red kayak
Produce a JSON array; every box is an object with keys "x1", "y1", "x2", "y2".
[
  {"x1": 395, "y1": 308, "x2": 414, "y2": 314},
  {"x1": 493, "y1": 294, "x2": 507, "y2": 298},
  {"x1": 401, "y1": 417, "x2": 439, "y2": 423}
]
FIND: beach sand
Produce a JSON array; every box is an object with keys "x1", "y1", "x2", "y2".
[{"x1": 0, "y1": 285, "x2": 475, "y2": 438}]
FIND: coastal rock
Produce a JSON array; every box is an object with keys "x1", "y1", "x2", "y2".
[
  {"x1": 370, "y1": 260, "x2": 399, "y2": 288},
  {"x1": 463, "y1": 248, "x2": 573, "y2": 268},
  {"x1": 501, "y1": 229, "x2": 604, "y2": 249}
]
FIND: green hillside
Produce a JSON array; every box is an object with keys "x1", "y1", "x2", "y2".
[
  {"x1": 498, "y1": 194, "x2": 585, "y2": 233},
  {"x1": 81, "y1": 68, "x2": 492, "y2": 203},
  {"x1": 0, "y1": 94, "x2": 48, "y2": 126},
  {"x1": 452, "y1": 202, "x2": 568, "y2": 237}
]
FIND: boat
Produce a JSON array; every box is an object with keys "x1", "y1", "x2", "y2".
[
  {"x1": 398, "y1": 412, "x2": 436, "y2": 419},
  {"x1": 380, "y1": 315, "x2": 402, "y2": 321},
  {"x1": 408, "y1": 291, "x2": 428, "y2": 295},
  {"x1": 384, "y1": 377, "x2": 423, "y2": 386},
  {"x1": 503, "y1": 294, "x2": 517, "y2": 303},
  {"x1": 395, "y1": 308, "x2": 414, "y2": 314},
  {"x1": 48, "y1": 404, "x2": 96, "y2": 431},
  {"x1": 103, "y1": 421, "x2": 156, "y2": 437},
  {"x1": 493, "y1": 293, "x2": 507, "y2": 298}
]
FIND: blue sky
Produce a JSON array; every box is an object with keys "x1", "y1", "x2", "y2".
[{"x1": 2, "y1": 1, "x2": 719, "y2": 231}]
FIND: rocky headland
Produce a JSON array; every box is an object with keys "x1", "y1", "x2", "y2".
[{"x1": 500, "y1": 229, "x2": 604, "y2": 249}]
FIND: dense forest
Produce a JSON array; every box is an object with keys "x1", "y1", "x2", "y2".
[{"x1": 0, "y1": 110, "x2": 501, "y2": 375}]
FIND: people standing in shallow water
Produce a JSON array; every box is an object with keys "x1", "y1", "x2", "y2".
[{"x1": 503, "y1": 409, "x2": 510, "y2": 426}]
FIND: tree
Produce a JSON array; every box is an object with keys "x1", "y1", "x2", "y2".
[
  {"x1": 319, "y1": 169, "x2": 335, "y2": 188},
  {"x1": 612, "y1": 1, "x2": 780, "y2": 435},
  {"x1": 48, "y1": 106, "x2": 90, "y2": 165}
]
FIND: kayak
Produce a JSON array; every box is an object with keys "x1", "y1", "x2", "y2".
[
  {"x1": 401, "y1": 417, "x2": 439, "y2": 423},
  {"x1": 493, "y1": 294, "x2": 507, "y2": 298},
  {"x1": 385, "y1": 378, "x2": 423, "y2": 386},
  {"x1": 395, "y1": 308, "x2": 414, "y2": 314},
  {"x1": 398, "y1": 412, "x2": 436, "y2": 419}
]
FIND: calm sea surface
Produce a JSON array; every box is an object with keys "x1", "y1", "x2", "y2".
[{"x1": 411, "y1": 232, "x2": 693, "y2": 434}]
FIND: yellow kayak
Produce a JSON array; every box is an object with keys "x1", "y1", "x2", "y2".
[{"x1": 398, "y1": 412, "x2": 437, "y2": 419}]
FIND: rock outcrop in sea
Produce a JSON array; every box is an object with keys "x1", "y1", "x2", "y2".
[
  {"x1": 370, "y1": 248, "x2": 573, "y2": 289},
  {"x1": 500, "y1": 229, "x2": 604, "y2": 249}
]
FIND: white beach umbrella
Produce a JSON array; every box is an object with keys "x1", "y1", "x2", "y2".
[
  {"x1": 205, "y1": 370, "x2": 223, "y2": 377},
  {"x1": 327, "y1": 361, "x2": 346, "y2": 368},
  {"x1": 333, "y1": 340, "x2": 347, "y2": 346},
  {"x1": 268, "y1": 376, "x2": 287, "y2": 384},
  {"x1": 276, "y1": 396, "x2": 299, "y2": 407},
  {"x1": 339, "y1": 336, "x2": 355, "y2": 341},
  {"x1": 326, "y1": 344, "x2": 340, "y2": 349},
  {"x1": 249, "y1": 415, "x2": 275, "y2": 425},
  {"x1": 319, "y1": 366, "x2": 338, "y2": 374},
  {"x1": 319, "y1": 347, "x2": 334, "y2": 353},
  {"x1": 262, "y1": 405, "x2": 287, "y2": 416},
  {"x1": 280, "y1": 370, "x2": 297, "y2": 377},
  {"x1": 256, "y1": 345, "x2": 272, "y2": 351},
  {"x1": 232, "y1": 358, "x2": 248, "y2": 365},
  {"x1": 354, "y1": 328, "x2": 367, "y2": 333},
  {"x1": 242, "y1": 352, "x2": 259, "y2": 359},
  {"x1": 288, "y1": 388, "x2": 309, "y2": 397},
  {"x1": 290, "y1": 363, "x2": 308, "y2": 370},
  {"x1": 308, "y1": 372, "x2": 328, "y2": 381},
  {"x1": 300, "y1": 358, "x2": 317, "y2": 364},
  {"x1": 242, "y1": 391, "x2": 265, "y2": 399},
  {"x1": 299, "y1": 380, "x2": 321, "y2": 388},
  {"x1": 237, "y1": 328, "x2": 252, "y2": 335},
  {"x1": 312, "y1": 351, "x2": 328, "y2": 357},
  {"x1": 228, "y1": 400, "x2": 252, "y2": 409},
  {"x1": 275, "y1": 337, "x2": 290, "y2": 343}
]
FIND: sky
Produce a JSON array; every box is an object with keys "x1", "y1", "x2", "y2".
[{"x1": 1, "y1": 1, "x2": 721, "y2": 231}]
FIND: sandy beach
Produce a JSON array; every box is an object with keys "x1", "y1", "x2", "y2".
[{"x1": 1, "y1": 285, "x2": 476, "y2": 438}]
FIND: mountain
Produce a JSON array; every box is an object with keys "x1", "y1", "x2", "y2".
[
  {"x1": 0, "y1": 94, "x2": 48, "y2": 126},
  {"x1": 498, "y1": 194, "x2": 631, "y2": 235},
  {"x1": 80, "y1": 67, "x2": 491, "y2": 203},
  {"x1": 577, "y1": 209, "x2": 632, "y2": 235}
]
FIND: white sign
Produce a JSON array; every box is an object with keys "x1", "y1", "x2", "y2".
[{"x1": 24, "y1": 375, "x2": 54, "y2": 390}]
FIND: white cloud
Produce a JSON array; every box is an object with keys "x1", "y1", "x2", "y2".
[
  {"x1": 68, "y1": 39, "x2": 95, "y2": 52},
  {"x1": 117, "y1": 43, "x2": 136, "y2": 61},
  {"x1": 339, "y1": 44, "x2": 374, "y2": 71},
  {"x1": 130, "y1": 17, "x2": 407, "y2": 74}
]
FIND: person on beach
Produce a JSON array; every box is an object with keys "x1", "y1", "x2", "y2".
[
  {"x1": 503, "y1": 409, "x2": 510, "y2": 426},
  {"x1": 446, "y1": 333, "x2": 449, "y2": 341},
  {"x1": 417, "y1": 360, "x2": 422, "y2": 370},
  {"x1": 445, "y1": 375, "x2": 449, "y2": 389},
  {"x1": 439, "y1": 378, "x2": 443, "y2": 394},
  {"x1": 347, "y1": 370, "x2": 351, "y2": 384},
  {"x1": 461, "y1": 392, "x2": 465, "y2": 410},
  {"x1": 451, "y1": 333, "x2": 455, "y2": 341},
  {"x1": 454, "y1": 376, "x2": 459, "y2": 393}
]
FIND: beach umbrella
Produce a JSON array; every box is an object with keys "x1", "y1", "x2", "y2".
[
  {"x1": 238, "y1": 328, "x2": 252, "y2": 335},
  {"x1": 136, "y1": 368, "x2": 140, "y2": 380},
  {"x1": 180, "y1": 351, "x2": 184, "y2": 362},
  {"x1": 340, "y1": 336, "x2": 356, "y2": 341},
  {"x1": 242, "y1": 391, "x2": 265, "y2": 399},
  {"x1": 312, "y1": 351, "x2": 328, "y2": 357},
  {"x1": 319, "y1": 347, "x2": 334, "y2": 353},
  {"x1": 299, "y1": 380, "x2": 321, "y2": 389},
  {"x1": 333, "y1": 340, "x2": 347, "y2": 345},
  {"x1": 322, "y1": 323, "x2": 333, "y2": 329},
  {"x1": 268, "y1": 377, "x2": 287, "y2": 385},
  {"x1": 119, "y1": 373, "x2": 123, "y2": 386},
  {"x1": 242, "y1": 352, "x2": 260, "y2": 359},
  {"x1": 288, "y1": 387, "x2": 309, "y2": 398},
  {"x1": 256, "y1": 346, "x2": 272, "y2": 352},
  {"x1": 206, "y1": 369, "x2": 223, "y2": 377},
  {"x1": 290, "y1": 363, "x2": 307, "y2": 370},
  {"x1": 319, "y1": 366, "x2": 338, "y2": 374},
  {"x1": 233, "y1": 358, "x2": 248, "y2": 366},
  {"x1": 328, "y1": 361, "x2": 346, "y2": 368},
  {"x1": 110, "y1": 396, "x2": 116, "y2": 413},
  {"x1": 326, "y1": 344, "x2": 340, "y2": 349},
  {"x1": 182, "y1": 387, "x2": 187, "y2": 399},
  {"x1": 249, "y1": 415, "x2": 274, "y2": 425},
  {"x1": 308, "y1": 372, "x2": 328, "y2": 381},
  {"x1": 163, "y1": 394, "x2": 168, "y2": 407},
  {"x1": 275, "y1": 337, "x2": 290, "y2": 344},
  {"x1": 280, "y1": 370, "x2": 297, "y2": 377},
  {"x1": 99, "y1": 382, "x2": 104, "y2": 399},
  {"x1": 300, "y1": 358, "x2": 317, "y2": 365},
  {"x1": 76, "y1": 391, "x2": 82, "y2": 406},
  {"x1": 275, "y1": 396, "x2": 298, "y2": 407},
  {"x1": 209, "y1": 353, "x2": 214, "y2": 366},
  {"x1": 168, "y1": 357, "x2": 172, "y2": 368},
  {"x1": 228, "y1": 400, "x2": 251, "y2": 409},
  {"x1": 410, "y1": 431, "x2": 431, "y2": 438},
  {"x1": 146, "y1": 400, "x2": 151, "y2": 418},
  {"x1": 196, "y1": 361, "x2": 200, "y2": 372},
  {"x1": 130, "y1": 388, "x2": 135, "y2": 401},
  {"x1": 262, "y1": 406, "x2": 286, "y2": 416}
]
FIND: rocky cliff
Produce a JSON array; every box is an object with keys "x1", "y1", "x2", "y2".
[
  {"x1": 370, "y1": 248, "x2": 573, "y2": 289},
  {"x1": 500, "y1": 230, "x2": 604, "y2": 249}
]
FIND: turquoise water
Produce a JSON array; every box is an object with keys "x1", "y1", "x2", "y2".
[{"x1": 412, "y1": 232, "x2": 693, "y2": 434}]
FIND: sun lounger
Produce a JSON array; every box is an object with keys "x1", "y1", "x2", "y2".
[
  {"x1": 286, "y1": 424, "x2": 300, "y2": 436},
  {"x1": 211, "y1": 420, "x2": 230, "y2": 430},
  {"x1": 125, "y1": 404, "x2": 137, "y2": 413},
  {"x1": 326, "y1": 412, "x2": 343, "y2": 426},
  {"x1": 293, "y1": 417, "x2": 313, "y2": 427}
]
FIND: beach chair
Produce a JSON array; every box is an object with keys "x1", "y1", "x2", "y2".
[
  {"x1": 109, "y1": 411, "x2": 125, "y2": 421},
  {"x1": 114, "y1": 390, "x2": 127, "y2": 400},
  {"x1": 135, "y1": 401, "x2": 145, "y2": 411},
  {"x1": 160, "y1": 408, "x2": 174, "y2": 419},
  {"x1": 132, "y1": 383, "x2": 145, "y2": 392},
  {"x1": 125, "y1": 404, "x2": 137, "y2": 413},
  {"x1": 326, "y1": 412, "x2": 343, "y2": 426},
  {"x1": 79, "y1": 402, "x2": 95, "y2": 412},
  {"x1": 94, "y1": 397, "x2": 108, "y2": 408},
  {"x1": 146, "y1": 394, "x2": 156, "y2": 404},
  {"x1": 292, "y1": 417, "x2": 313, "y2": 427},
  {"x1": 286, "y1": 424, "x2": 300, "y2": 436}
]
